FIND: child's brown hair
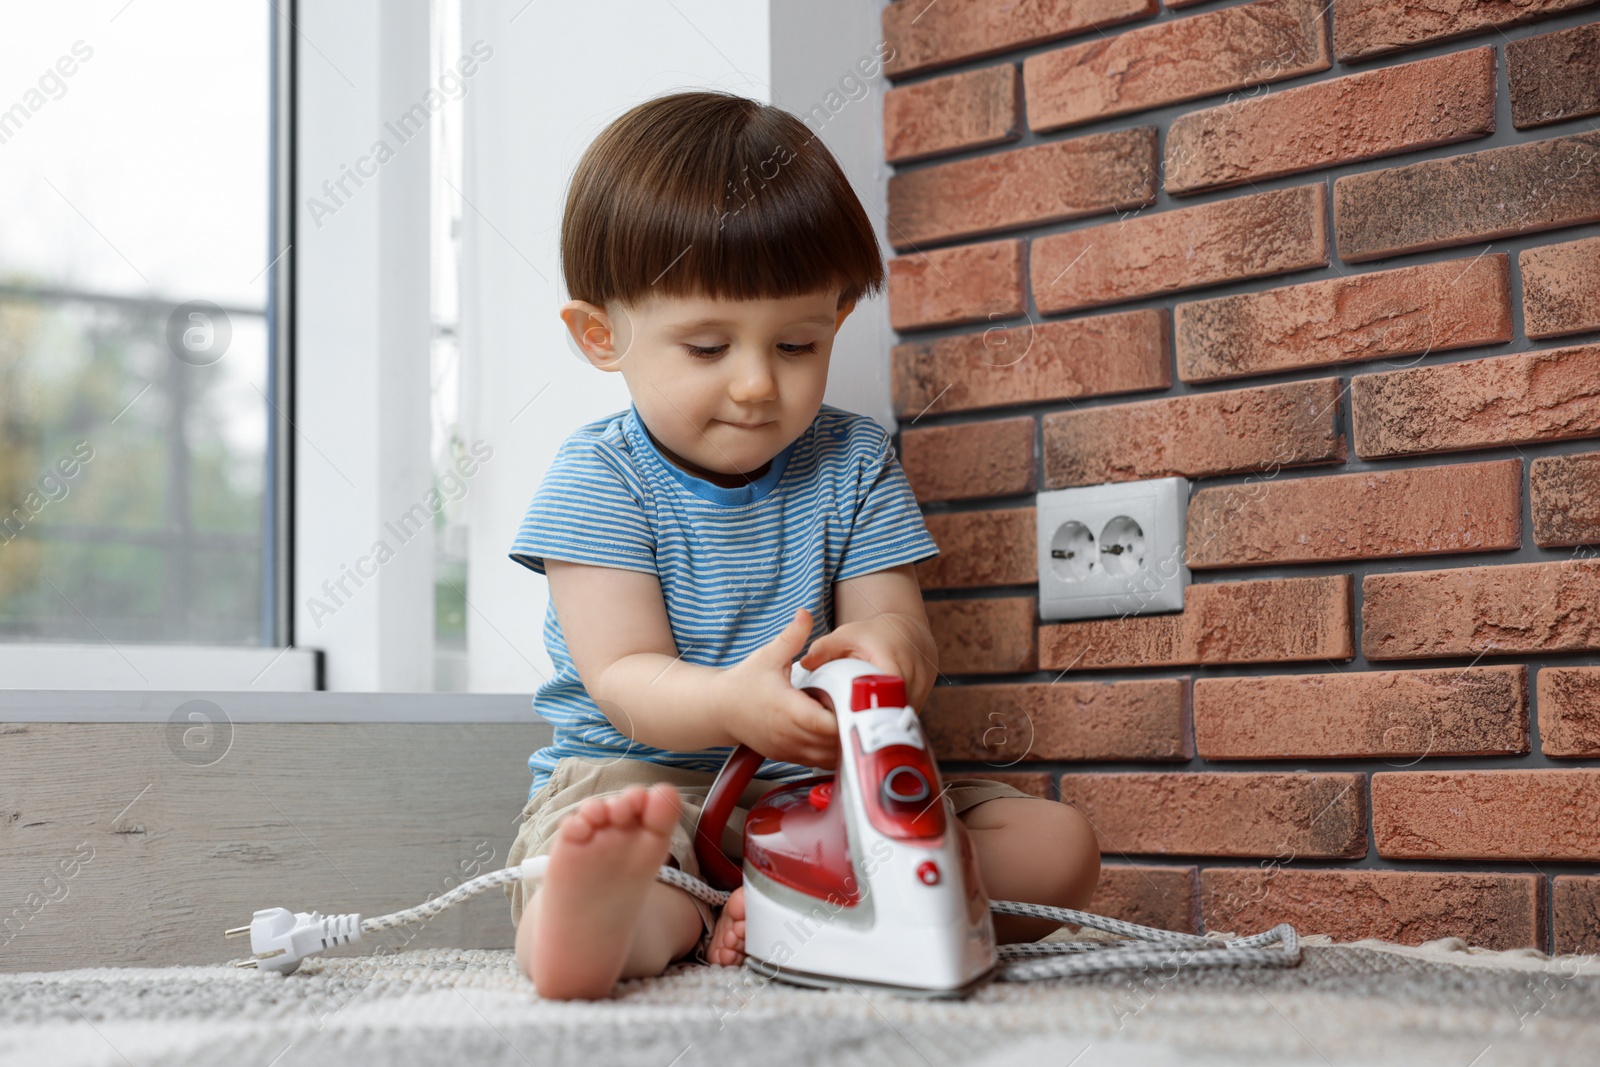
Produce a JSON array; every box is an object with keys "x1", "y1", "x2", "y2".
[{"x1": 561, "y1": 90, "x2": 884, "y2": 312}]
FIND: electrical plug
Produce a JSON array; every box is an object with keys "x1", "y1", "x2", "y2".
[{"x1": 226, "y1": 907, "x2": 363, "y2": 975}]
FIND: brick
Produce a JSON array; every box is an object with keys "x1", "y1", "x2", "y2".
[
  {"x1": 1193, "y1": 665, "x2": 1528, "y2": 759},
  {"x1": 1043, "y1": 377, "x2": 1343, "y2": 488},
  {"x1": 1333, "y1": 0, "x2": 1600, "y2": 62},
  {"x1": 1024, "y1": 0, "x2": 1330, "y2": 132},
  {"x1": 1352, "y1": 343, "x2": 1600, "y2": 459},
  {"x1": 883, "y1": 66, "x2": 1020, "y2": 166},
  {"x1": 1186, "y1": 460, "x2": 1523, "y2": 568},
  {"x1": 922, "y1": 678, "x2": 1191, "y2": 762},
  {"x1": 1510, "y1": 23, "x2": 1600, "y2": 129},
  {"x1": 888, "y1": 239, "x2": 1025, "y2": 332},
  {"x1": 888, "y1": 127, "x2": 1157, "y2": 249},
  {"x1": 900, "y1": 416, "x2": 1035, "y2": 503},
  {"x1": 1539, "y1": 666, "x2": 1600, "y2": 758},
  {"x1": 925, "y1": 595, "x2": 1037, "y2": 674},
  {"x1": 1373, "y1": 769, "x2": 1600, "y2": 860},
  {"x1": 1364, "y1": 559, "x2": 1600, "y2": 660},
  {"x1": 891, "y1": 309, "x2": 1170, "y2": 419},
  {"x1": 1058, "y1": 772, "x2": 1367, "y2": 858},
  {"x1": 1166, "y1": 48, "x2": 1496, "y2": 194},
  {"x1": 1032, "y1": 184, "x2": 1327, "y2": 313},
  {"x1": 1176, "y1": 255, "x2": 1511, "y2": 384},
  {"x1": 882, "y1": 0, "x2": 1157, "y2": 80},
  {"x1": 916, "y1": 508, "x2": 1037, "y2": 590},
  {"x1": 1532, "y1": 452, "x2": 1600, "y2": 547},
  {"x1": 1092, "y1": 865, "x2": 1198, "y2": 933},
  {"x1": 1333, "y1": 132, "x2": 1600, "y2": 262},
  {"x1": 1522, "y1": 236, "x2": 1600, "y2": 340},
  {"x1": 1553, "y1": 876, "x2": 1600, "y2": 955},
  {"x1": 971, "y1": 770, "x2": 1053, "y2": 799},
  {"x1": 1040, "y1": 574, "x2": 1354, "y2": 670},
  {"x1": 1202, "y1": 868, "x2": 1544, "y2": 951}
]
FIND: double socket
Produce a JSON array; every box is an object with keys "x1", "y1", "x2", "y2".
[{"x1": 1035, "y1": 477, "x2": 1189, "y2": 621}]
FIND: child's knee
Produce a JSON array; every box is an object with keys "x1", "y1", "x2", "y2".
[
  {"x1": 1050, "y1": 802, "x2": 1101, "y2": 907},
  {"x1": 999, "y1": 798, "x2": 1100, "y2": 907}
]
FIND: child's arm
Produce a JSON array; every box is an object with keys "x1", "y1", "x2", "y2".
[
  {"x1": 796, "y1": 563, "x2": 939, "y2": 710},
  {"x1": 544, "y1": 558, "x2": 840, "y2": 767}
]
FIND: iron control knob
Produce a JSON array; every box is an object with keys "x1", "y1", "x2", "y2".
[{"x1": 882, "y1": 765, "x2": 931, "y2": 806}]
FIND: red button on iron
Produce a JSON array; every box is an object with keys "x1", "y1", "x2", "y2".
[
  {"x1": 916, "y1": 860, "x2": 940, "y2": 886},
  {"x1": 808, "y1": 781, "x2": 833, "y2": 810}
]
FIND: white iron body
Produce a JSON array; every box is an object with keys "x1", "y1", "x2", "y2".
[{"x1": 737, "y1": 657, "x2": 997, "y2": 995}]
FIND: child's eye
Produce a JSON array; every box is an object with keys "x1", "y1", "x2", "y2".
[{"x1": 682, "y1": 342, "x2": 818, "y2": 358}]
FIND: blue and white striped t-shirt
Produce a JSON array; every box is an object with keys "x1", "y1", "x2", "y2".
[{"x1": 509, "y1": 402, "x2": 940, "y2": 800}]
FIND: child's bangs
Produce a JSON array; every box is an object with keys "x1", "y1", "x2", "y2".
[{"x1": 636, "y1": 159, "x2": 881, "y2": 309}]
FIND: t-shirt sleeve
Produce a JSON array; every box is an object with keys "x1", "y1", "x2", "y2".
[
  {"x1": 835, "y1": 428, "x2": 940, "y2": 582},
  {"x1": 508, "y1": 438, "x2": 656, "y2": 576}
]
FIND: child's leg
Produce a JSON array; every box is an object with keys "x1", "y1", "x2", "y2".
[
  {"x1": 514, "y1": 783, "x2": 704, "y2": 998},
  {"x1": 956, "y1": 797, "x2": 1101, "y2": 944}
]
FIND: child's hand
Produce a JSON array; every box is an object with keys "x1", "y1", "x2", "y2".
[
  {"x1": 798, "y1": 613, "x2": 936, "y2": 711},
  {"x1": 716, "y1": 607, "x2": 839, "y2": 769},
  {"x1": 798, "y1": 617, "x2": 910, "y2": 683}
]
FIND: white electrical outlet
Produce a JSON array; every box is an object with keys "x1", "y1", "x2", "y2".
[{"x1": 1035, "y1": 477, "x2": 1189, "y2": 621}]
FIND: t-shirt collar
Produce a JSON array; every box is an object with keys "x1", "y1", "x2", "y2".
[{"x1": 624, "y1": 404, "x2": 798, "y2": 506}]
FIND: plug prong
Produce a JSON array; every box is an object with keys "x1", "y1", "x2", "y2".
[{"x1": 224, "y1": 925, "x2": 252, "y2": 939}]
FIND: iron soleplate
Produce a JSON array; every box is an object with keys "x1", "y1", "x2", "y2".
[{"x1": 742, "y1": 954, "x2": 995, "y2": 1000}]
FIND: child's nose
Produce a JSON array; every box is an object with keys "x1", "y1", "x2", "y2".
[{"x1": 727, "y1": 354, "x2": 778, "y2": 403}]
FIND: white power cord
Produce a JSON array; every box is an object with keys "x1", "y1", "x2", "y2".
[{"x1": 227, "y1": 856, "x2": 1299, "y2": 981}]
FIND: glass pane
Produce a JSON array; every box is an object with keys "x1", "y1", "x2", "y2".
[{"x1": 0, "y1": 3, "x2": 274, "y2": 645}]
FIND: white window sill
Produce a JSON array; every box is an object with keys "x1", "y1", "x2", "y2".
[
  {"x1": 0, "y1": 644, "x2": 321, "y2": 691},
  {"x1": 0, "y1": 689, "x2": 541, "y2": 724}
]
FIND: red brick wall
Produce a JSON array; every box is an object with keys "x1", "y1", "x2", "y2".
[{"x1": 881, "y1": 0, "x2": 1600, "y2": 953}]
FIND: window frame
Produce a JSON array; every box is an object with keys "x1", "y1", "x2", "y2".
[{"x1": 0, "y1": 1, "x2": 313, "y2": 690}]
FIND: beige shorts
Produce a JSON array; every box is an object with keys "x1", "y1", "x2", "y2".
[{"x1": 504, "y1": 755, "x2": 1033, "y2": 962}]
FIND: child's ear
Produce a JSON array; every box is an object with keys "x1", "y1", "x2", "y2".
[
  {"x1": 559, "y1": 300, "x2": 625, "y2": 371},
  {"x1": 834, "y1": 297, "x2": 857, "y2": 330}
]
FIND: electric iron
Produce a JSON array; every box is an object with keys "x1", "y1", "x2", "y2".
[{"x1": 692, "y1": 656, "x2": 997, "y2": 997}]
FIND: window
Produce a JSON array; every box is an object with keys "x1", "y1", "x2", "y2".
[{"x1": 0, "y1": 3, "x2": 287, "y2": 646}]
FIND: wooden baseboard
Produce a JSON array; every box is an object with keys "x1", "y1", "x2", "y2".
[{"x1": 0, "y1": 697, "x2": 551, "y2": 972}]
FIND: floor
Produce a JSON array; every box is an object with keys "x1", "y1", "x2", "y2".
[{"x1": 2, "y1": 936, "x2": 1597, "y2": 1066}]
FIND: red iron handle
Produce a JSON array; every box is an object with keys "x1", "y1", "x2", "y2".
[{"x1": 693, "y1": 744, "x2": 767, "y2": 892}]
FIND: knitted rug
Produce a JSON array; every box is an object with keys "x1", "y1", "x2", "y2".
[{"x1": 3, "y1": 937, "x2": 1597, "y2": 1067}]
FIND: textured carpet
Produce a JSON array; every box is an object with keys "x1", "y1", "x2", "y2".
[{"x1": 2, "y1": 937, "x2": 1598, "y2": 1067}]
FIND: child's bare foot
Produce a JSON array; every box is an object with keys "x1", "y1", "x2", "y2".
[
  {"x1": 527, "y1": 783, "x2": 680, "y2": 998},
  {"x1": 706, "y1": 886, "x2": 746, "y2": 966}
]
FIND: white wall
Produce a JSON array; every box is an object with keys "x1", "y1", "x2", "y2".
[
  {"x1": 458, "y1": 0, "x2": 893, "y2": 693},
  {"x1": 458, "y1": 0, "x2": 751, "y2": 692},
  {"x1": 770, "y1": 0, "x2": 897, "y2": 431}
]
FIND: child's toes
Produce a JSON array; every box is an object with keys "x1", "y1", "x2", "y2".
[
  {"x1": 556, "y1": 799, "x2": 606, "y2": 844},
  {"x1": 639, "y1": 783, "x2": 681, "y2": 836},
  {"x1": 603, "y1": 787, "x2": 647, "y2": 828}
]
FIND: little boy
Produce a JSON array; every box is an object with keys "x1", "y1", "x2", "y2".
[{"x1": 504, "y1": 90, "x2": 1100, "y2": 1000}]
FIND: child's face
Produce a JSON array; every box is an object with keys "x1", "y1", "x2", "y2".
[{"x1": 561, "y1": 287, "x2": 854, "y2": 481}]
